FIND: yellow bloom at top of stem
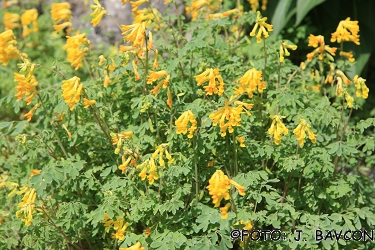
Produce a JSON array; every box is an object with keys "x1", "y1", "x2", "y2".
[
  {"x1": 21, "y1": 9, "x2": 39, "y2": 38},
  {"x1": 220, "y1": 203, "x2": 231, "y2": 219},
  {"x1": 24, "y1": 103, "x2": 40, "y2": 122},
  {"x1": 194, "y1": 68, "x2": 225, "y2": 96},
  {"x1": 0, "y1": 29, "x2": 22, "y2": 66},
  {"x1": 306, "y1": 34, "x2": 337, "y2": 62},
  {"x1": 235, "y1": 68, "x2": 266, "y2": 97},
  {"x1": 137, "y1": 158, "x2": 159, "y2": 184},
  {"x1": 16, "y1": 185, "x2": 37, "y2": 226},
  {"x1": 340, "y1": 51, "x2": 355, "y2": 63},
  {"x1": 83, "y1": 98, "x2": 97, "y2": 108},
  {"x1": 175, "y1": 110, "x2": 197, "y2": 138},
  {"x1": 354, "y1": 75, "x2": 369, "y2": 99},
  {"x1": 148, "y1": 70, "x2": 170, "y2": 96},
  {"x1": 4, "y1": 12, "x2": 20, "y2": 30},
  {"x1": 268, "y1": 114, "x2": 288, "y2": 145},
  {"x1": 51, "y1": 2, "x2": 72, "y2": 34},
  {"x1": 61, "y1": 76, "x2": 83, "y2": 110},
  {"x1": 133, "y1": 8, "x2": 162, "y2": 29},
  {"x1": 249, "y1": 11, "x2": 273, "y2": 43},
  {"x1": 206, "y1": 170, "x2": 245, "y2": 207},
  {"x1": 14, "y1": 72, "x2": 38, "y2": 105},
  {"x1": 63, "y1": 32, "x2": 90, "y2": 70},
  {"x1": 331, "y1": 17, "x2": 360, "y2": 45},
  {"x1": 293, "y1": 118, "x2": 316, "y2": 147},
  {"x1": 121, "y1": 22, "x2": 146, "y2": 57},
  {"x1": 120, "y1": 242, "x2": 145, "y2": 250},
  {"x1": 130, "y1": 0, "x2": 149, "y2": 12},
  {"x1": 90, "y1": 0, "x2": 107, "y2": 27},
  {"x1": 279, "y1": 41, "x2": 297, "y2": 63},
  {"x1": 152, "y1": 143, "x2": 173, "y2": 166}
]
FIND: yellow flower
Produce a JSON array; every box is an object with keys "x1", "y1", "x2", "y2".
[
  {"x1": 175, "y1": 110, "x2": 197, "y2": 138},
  {"x1": 0, "y1": 29, "x2": 22, "y2": 66},
  {"x1": 21, "y1": 9, "x2": 39, "y2": 38},
  {"x1": 235, "y1": 136, "x2": 246, "y2": 147},
  {"x1": 152, "y1": 143, "x2": 173, "y2": 166},
  {"x1": 331, "y1": 17, "x2": 360, "y2": 45},
  {"x1": 3, "y1": 0, "x2": 18, "y2": 8},
  {"x1": 194, "y1": 68, "x2": 225, "y2": 96},
  {"x1": 324, "y1": 63, "x2": 335, "y2": 84},
  {"x1": 235, "y1": 68, "x2": 266, "y2": 97},
  {"x1": 90, "y1": 0, "x2": 107, "y2": 27},
  {"x1": 14, "y1": 72, "x2": 39, "y2": 105},
  {"x1": 111, "y1": 131, "x2": 133, "y2": 154},
  {"x1": 207, "y1": 170, "x2": 245, "y2": 207},
  {"x1": 30, "y1": 169, "x2": 41, "y2": 178},
  {"x1": 306, "y1": 34, "x2": 337, "y2": 62},
  {"x1": 220, "y1": 203, "x2": 231, "y2": 219},
  {"x1": 133, "y1": 8, "x2": 162, "y2": 29},
  {"x1": 121, "y1": 0, "x2": 128, "y2": 5},
  {"x1": 137, "y1": 158, "x2": 159, "y2": 184},
  {"x1": 63, "y1": 33, "x2": 90, "y2": 70},
  {"x1": 336, "y1": 70, "x2": 351, "y2": 85},
  {"x1": 98, "y1": 55, "x2": 106, "y2": 66},
  {"x1": 335, "y1": 77, "x2": 354, "y2": 108},
  {"x1": 4, "y1": 12, "x2": 20, "y2": 30},
  {"x1": 83, "y1": 98, "x2": 97, "y2": 108},
  {"x1": 120, "y1": 242, "x2": 145, "y2": 250},
  {"x1": 268, "y1": 115, "x2": 288, "y2": 145},
  {"x1": 16, "y1": 185, "x2": 37, "y2": 226},
  {"x1": 147, "y1": 70, "x2": 170, "y2": 96},
  {"x1": 354, "y1": 75, "x2": 369, "y2": 99},
  {"x1": 250, "y1": 11, "x2": 273, "y2": 43},
  {"x1": 51, "y1": 2, "x2": 72, "y2": 34},
  {"x1": 132, "y1": 60, "x2": 140, "y2": 81},
  {"x1": 279, "y1": 41, "x2": 297, "y2": 62},
  {"x1": 153, "y1": 49, "x2": 158, "y2": 69},
  {"x1": 340, "y1": 51, "x2": 355, "y2": 62},
  {"x1": 249, "y1": 0, "x2": 259, "y2": 12},
  {"x1": 293, "y1": 118, "x2": 317, "y2": 147},
  {"x1": 62, "y1": 124, "x2": 72, "y2": 138},
  {"x1": 61, "y1": 76, "x2": 83, "y2": 110},
  {"x1": 130, "y1": 0, "x2": 149, "y2": 12},
  {"x1": 166, "y1": 87, "x2": 172, "y2": 108},
  {"x1": 24, "y1": 103, "x2": 40, "y2": 122},
  {"x1": 104, "y1": 70, "x2": 111, "y2": 87},
  {"x1": 121, "y1": 22, "x2": 146, "y2": 57},
  {"x1": 112, "y1": 219, "x2": 129, "y2": 241}
]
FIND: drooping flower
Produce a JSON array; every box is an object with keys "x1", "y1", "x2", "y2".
[
  {"x1": 120, "y1": 242, "x2": 145, "y2": 250},
  {"x1": 166, "y1": 87, "x2": 172, "y2": 108},
  {"x1": 90, "y1": 0, "x2": 107, "y2": 27},
  {"x1": 61, "y1": 76, "x2": 83, "y2": 110},
  {"x1": 24, "y1": 103, "x2": 40, "y2": 122},
  {"x1": 279, "y1": 41, "x2": 297, "y2": 62},
  {"x1": 15, "y1": 185, "x2": 37, "y2": 226},
  {"x1": 152, "y1": 143, "x2": 173, "y2": 167},
  {"x1": 336, "y1": 70, "x2": 351, "y2": 85},
  {"x1": 250, "y1": 11, "x2": 273, "y2": 43},
  {"x1": 0, "y1": 29, "x2": 22, "y2": 66},
  {"x1": 4, "y1": 12, "x2": 20, "y2": 30},
  {"x1": 235, "y1": 68, "x2": 266, "y2": 97},
  {"x1": 111, "y1": 218, "x2": 129, "y2": 241},
  {"x1": 63, "y1": 32, "x2": 90, "y2": 70},
  {"x1": 51, "y1": 2, "x2": 72, "y2": 34},
  {"x1": 293, "y1": 118, "x2": 317, "y2": 147},
  {"x1": 324, "y1": 63, "x2": 335, "y2": 84},
  {"x1": 133, "y1": 8, "x2": 162, "y2": 29},
  {"x1": 130, "y1": 0, "x2": 148, "y2": 12},
  {"x1": 121, "y1": 22, "x2": 146, "y2": 57},
  {"x1": 340, "y1": 51, "x2": 355, "y2": 62},
  {"x1": 21, "y1": 9, "x2": 39, "y2": 38},
  {"x1": 62, "y1": 124, "x2": 72, "y2": 138},
  {"x1": 235, "y1": 136, "x2": 246, "y2": 147},
  {"x1": 111, "y1": 131, "x2": 134, "y2": 154},
  {"x1": 132, "y1": 60, "x2": 140, "y2": 81},
  {"x1": 175, "y1": 110, "x2": 197, "y2": 138},
  {"x1": 206, "y1": 170, "x2": 245, "y2": 207},
  {"x1": 104, "y1": 70, "x2": 111, "y2": 87},
  {"x1": 268, "y1": 114, "x2": 288, "y2": 145},
  {"x1": 83, "y1": 98, "x2": 97, "y2": 108},
  {"x1": 220, "y1": 203, "x2": 231, "y2": 219},
  {"x1": 331, "y1": 17, "x2": 360, "y2": 45},
  {"x1": 137, "y1": 158, "x2": 159, "y2": 184},
  {"x1": 14, "y1": 72, "x2": 38, "y2": 105},
  {"x1": 147, "y1": 70, "x2": 170, "y2": 96},
  {"x1": 153, "y1": 49, "x2": 158, "y2": 69},
  {"x1": 335, "y1": 77, "x2": 354, "y2": 108},
  {"x1": 194, "y1": 68, "x2": 225, "y2": 96},
  {"x1": 29, "y1": 169, "x2": 41, "y2": 178},
  {"x1": 118, "y1": 147, "x2": 138, "y2": 173},
  {"x1": 306, "y1": 34, "x2": 337, "y2": 62},
  {"x1": 354, "y1": 75, "x2": 369, "y2": 99}
]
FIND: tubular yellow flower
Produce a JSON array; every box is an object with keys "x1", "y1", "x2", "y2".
[
  {"x1": 63, "y1": 33, "x2": 90, "y2": 70},
  {"x1": 147, "y1": 31, "x2": 153, "y2": 50},
  {"x1": 0, "y1": 29, "x2": 22, "y2": 66},
  {"x1": 14, "y1": 72, "x2": 38, "y2": 105},
  {"x1": 220, "y1": 203, "x2": 231, "y2": 219},
  {"x1": 354, "y1": 75, "x2": 369, "y2": 99},
  {"x1": 62, "y1": 124, "x2": 72, "y2": 138},
  {"x1": 112, "y1": 219, "x2": 129, "y2": 241},
  {"x1": 90, "y1": 0, "x2": 107, "y2": 27},
  {"x1": 153, "y1": 49, "x2": 158, "y2": 69},
  {"x1": 120, "y1": 242, "x2": 145, "y2": 250},
  {"x1": 51, "y1": 2, "x2": 72, "y2": 34},
  {"x1": 29, "y1": 169, "x2": 41, "y2": 178},
  {"x1": 250, "y1": 11, "x2": 273, "y2": 43},
  {"x1": 325, "y1": 63, "x2": 335, "y2": 84},
  {"x1": 249, "y1": 0, "x2": 259, "y2": 12},
  {"x1": 104, "y1": 70, "x2": 111, "y2": 87},
  {"x1": 194, "y1": 68, "x2": 225, "y2": 96},
  {"x1": 4, "y1": 12, "x2": 20, "y2": 30},
  {"x1": 207, "y1": 170, "x2": 245, "y2": 207},
  {"x1": 21, "y1": 9, "x2": 38, "y2": 38},
  {"x1": 336, "y1": 70, "x2": 351, "y2": 85},
  {"x1": 152, "y1": 143, "x2": 173, "y2": 166},
  {"x1": 279, "y1": 41, "x2": 297, "y2": 62},
  {"x1": 133, "y1": 8, "x2": 162, "y2": 29},
  {"x1": 235, "y1": 136, "x2": 246, "y2": 147},
  {"x1": 331, "y1": 17, "x2": 360, "y2": 45},
  {"x1": 98, "y1": 55, "x2": 106, "y2": 66},
  {"x1": 16, "y1": 185, "x2": 37, "y2": 226},
  {"x1": 166, "y1": 87, "x2": 172, "y2": 108},
  {"x1": 340, "y1": 51, "x2": 355, "y2": 62},
  {"x1": 61, "y1": 76, "x2": 83, "y2": 110},
  {"x1": 130, "y1": 0, "x2": 148, "y2": 12},
  {"x1": 53, "y1": 22, "x2": 72, "y2": 33},
  {"x1": 306, "y1": 34, "x2": 337, "y2": 62},
  {"x1": 83, "y1": 98, "x2": 97, "y2": 108},
  {"x1": 137, "y1": 158, "x2": 159, "y2": 184},
  {"x1": 268, "y1": 115, "x2": 288, "y2": 145},
  {"x1": 121, "y1": 22, "x2": 146, "y2": 57},
  {"x1": 235, "y1": 68, "x2": 266, "y2": 97},
  {"x1": 24, "y1": 103, "x2": 40, "y2": 122},
  {"x1": 147, "y1": 70, "x2": 169, "y2": 84},
  {"x1": 121, "y1": 0, "x2": 128, "y2": 5},
  {"x1": 175, "y1": 110, "x2": 197, "y2": 138},
  {"x1": 293, "y1": 118, "x2": 316, "y2": 147},
  {"x1": 132, "y1": 60, "x2": 140, "y2": 81}
]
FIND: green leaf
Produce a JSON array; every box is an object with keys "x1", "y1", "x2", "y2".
[
  {"x1": 271, "y1": 0, "x2": 294, "y2": 36},
  {"x1": 296, "y1": 0, "x2": 326, "y2": 26}
]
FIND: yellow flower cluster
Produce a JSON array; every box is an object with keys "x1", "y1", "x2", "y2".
[
  {"x1": 147, "y1": 70, "x2": 170, "y2": 96},
  {"x1": 111, "y1": 131, "x2": 134, "y2": 154},
  {"x1": 340, "y1": 51, "x2": 355, "y2": 63},
  {"x1": 194, "y1": 68, "x2": 225, "y2": 96},
  {"x1": 248, "y1": 0, "x2": 268, "y2": 12},
  {"x1": 175, "y1": 110, "x2": 197, "y2": 138},
  {"x1": 306, "y1": 34, "x2": 337, "y2": 62},
  {"x1": 206, "y1": 170, "x2": 245, "y2": 207},
  {"x1": 235, "y1": 136, "x2": 246, "y2": 147},
  {"x1": 235, "y1": 68, "x2": 266, "y2": 97},
  {"x1": 209, "y1": 98, "x2": 253, "y2": 137},
  {"x1": 83, "y1": 98, "x2": 97, "y2": 108},
  {"x1": 24, "y1": 103, "x2": 40, "y2": 122},
  {"x1": 51, "y1": 2, "x2": 72, "y2": 34},
  {"x1": 118, "y1": 147, "x2": 138, "y2": 174},
  {"x1": 61, "y1": 76, "x2": 83, "y2": 110},
  {"x1": 137, "y1": 158, "x2": 159, "y2": 185},
  {"x1": 207, "y1": 9, "x2": 239, "y2": 20},
  {"x1": 120, "y1": 242, "x2": 145, "y2": 250},
  {"x1": 279, "y1": 41, "x2": 297, "y2": 62},
  {"x1": 130, "y1": 0, "x2": 148, "y2": 12},
  {"x1": 268, "y1": 115, "x2": 288, "y2": 145},
  {"x1": 16, "y1": 185, "x2": 37, "y2": 226},
  {"x1": 0, "y1": 29, "x2": 21, "y2": 66},
  {"x1": 354, "y1": 75, "x2": 369, "y2": 99},
  {"x1": 63, "y1": 33, "x2": 90, "y2": 70},
  {"x1": 250, "y1": 11, "x2": 273, "y2": 43},
  {"x1": 133, "y1": 8, "x2": 162, "y2": 29},
  {"x1": 331, "y1": 17, "x2": 360, "y2": 45},
  {"x1": 90, "y1": 0, "x2": 107, "y2": 27},
  {"x1": 152, "y1": 143, "x2": 173, "y2": 167},
  {"x1": 335, "y1": 76, "x2": 354, "y2": 108},
  {"x1": 220, "y1": 203, "x2": 231, "y2": 219},
  {"x1": 186, "y1": 0, "x2": 222, "y2": 21},
  {"x1": 293, "y1": 119, "x2": 317, "y2": 147},
  {"x1": 21, "y1": 9, "x2": 38, "y2": 38},
  {"x1": 121, "y1": 22, "x2": 147, "y2": 57},
  {"x1": 14, "y1": 72, "x2": 39, "y2": 105},
  {"x1": 4, "y1": 12, "x2": 20, "y2": 30},
  {"x1": 102, "y1": 213, "x2": 129, "y2": 241}
]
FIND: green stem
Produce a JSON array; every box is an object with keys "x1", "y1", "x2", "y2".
[
  {"x1": 144, "y1": 37, "x2": 149, "y2": 95},
  {"x1": 226, "y1": 133, "x2": 233, "y2": 176},
  {"x1": 232, "y1": 132, "x2": 238, "y2": 176},
  {"x1": 334, "y1": 108, "x2": 353, "y2": 174},
  {"x1": 263, "y1": 38, "x2": 267, "y2": 81},
  {"x1": 193, "y1": 136, "x2": 199, "y2": 205}
]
